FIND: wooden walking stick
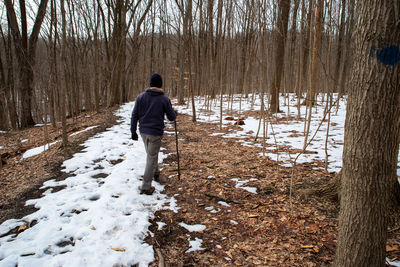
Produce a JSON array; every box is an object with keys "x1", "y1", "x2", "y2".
[{"x1": 174, "y1": 120, "x2": 181, "y2": 179}]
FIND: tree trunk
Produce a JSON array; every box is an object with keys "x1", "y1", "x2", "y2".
[
  {"x1": 269, "y1": 0, "x2": 291, "y2": 113},
  {"x1": 308, "y1": 0, "x2": 323, "y2": 105},
  {"x1": 60, "y1": 0, "x2": 68, "y2": 146},
  {"x1": 338, "y1": 0, "x2": 355, "y2": 96},
  {"x1": 333, "y1": 0, "x2": 346, "y2": 90},
  {"x1": 333, "y1": 1, "x2": 400, "y2": 266},
  {"x1": 4, "y1": 0, "x2": 49, "y2": 128}
]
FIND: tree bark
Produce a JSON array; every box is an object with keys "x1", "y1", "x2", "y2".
[
  {"x1": 269, "y1": 0, "x2": 291, "y2": 113},
  {"x1": 308, "y1": 0, "x2": 323, "y2": 105},
  {"x1": 60, "y1": 0, "x2": 68, "y2": 146},
  {"x1": 333, "y1": 0, "x2": 400, "y2": 266},
  {"x1": 4, "y1": 0, "x2": 49, "y2": 128}
]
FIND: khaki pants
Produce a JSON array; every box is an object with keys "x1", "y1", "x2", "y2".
[{"x1": 140, "y1": 133, "x2": 162, "y2": 190}]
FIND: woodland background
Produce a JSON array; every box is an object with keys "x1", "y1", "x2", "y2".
[
  {"x1": 1, "y1": 0, "x2": 352, "y2": 131},
  {"x1": 1, "y1": 0, "x2": 399, "y2": 266}
]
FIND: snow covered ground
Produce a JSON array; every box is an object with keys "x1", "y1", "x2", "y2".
[
  {"x1": 0, "y1": 94, "x2": 399, "y2": 266},
  {"x1": 174, "y1": 93, "x2": 400, "y2": 177},
  {"x1": 0, "y1": 103, "x2": 179, "y2": 267}
]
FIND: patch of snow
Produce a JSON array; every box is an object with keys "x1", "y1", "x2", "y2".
[
  {"x1": 69, "y1": 126, "x2": 98, "y2": 136},
  {"x1": 0, "y1": 101, "x2": 178, "y2": 267},
  {"x1": 209, "y1": 133, "x2": 224, "y2": 136},
  {"x1": 186, "y1": 238, "x2": 204, "y2": 253},
  {"x1": 157, "y1": 222, "x2": 166, "y2": 230},
  {"x1": 216, "y1": 244, "x2": 222, "y2": 249},
  {"x1": 387, "y1": 259, "x2": 400, "y2": 267},
  {"x1": 240, "y1": 186, "x2": 258, "y2": 194},
  {"x1": 21, "y1": 126, "x2": 98, "y2": 159},
  {"x1": 230, "y1": 220, "x2": 238, "y2": 225},
  {"x1": 205, "y1": 206, "x2": 220, "y2": 213},
  {"x1": 218, "y1": 201, "x2": 230, "y2": 207},
  {"x1": 0, "y1": 146, "x2": 3, "y2": 150},
  {"x1": 231, "y1": 178, "x2": 258, "y2": 194},
  {"x1": 22, "y1": 141, "x2": 60, "y2": 159},
  {"x1": 172, "y1": 94, "x2": 357, "y2": 174},
  {"x1": 179, "y1": 222, "x2": 206, "y2": 232}
]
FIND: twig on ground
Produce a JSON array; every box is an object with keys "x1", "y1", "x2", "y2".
[{"x1": 205, "y1": 192, "x2": 242, "y2": 205}]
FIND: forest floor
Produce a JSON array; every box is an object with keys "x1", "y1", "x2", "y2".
[
  {"x1": 148, "y1": 112, "x2": 400, "y2": 266},
  {"x1": 0, "y1": 101, "x2": 399, "y2": 266}
]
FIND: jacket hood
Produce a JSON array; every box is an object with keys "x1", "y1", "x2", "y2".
[{"x1": 145, "y1": 87, "x2": 165, "y2": 96}]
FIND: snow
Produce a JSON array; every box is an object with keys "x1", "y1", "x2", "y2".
[
  {"x1": 156, "y1": 222, "x2": 166, "y2": 230},
  {"x1": 205, "y1": 206, "x2": 220, "y2": 213},
  {"x1": 69, "y1": 126, "x2": 98, "y2": 136},
  {"x1": 0, "y1": 131, "x2": 7, "y2": 134},
  {"x1": 22, "y1": 141, "x2": 60, "y2": 159},
  {"x1": 218, "y1": 201, "x2": 231, "y2": 207},
  {"x1": 186, "y1": 238, "x2": 204, "y2": 253},
  {"x1": 231, "y1": 178, "x2": 258, "y2": 194},
  {"x1": 1, "y1": 94, "x2": 399, "y2": 266},
  {"x1": 0, "y1": 102, "x2": 178, "y2": 267},
  {"x1": 179, "y1": 222, "x2": 206, "y2": 232},
  {"x1": 174, "y1": 94, "x2": 400, "y2": 181},
  {"x1": 174, "y1": 94, "x2": 347, "y2": 173},
  {"x1": 388, "y1": 259, "x2": 400, "y2": 266},
  {"x1": 0, "y1": 146, "x2": 3, "y2": 150},
  {"x1": 21, "y1": 126, "x2": 98, "y2": 159}
]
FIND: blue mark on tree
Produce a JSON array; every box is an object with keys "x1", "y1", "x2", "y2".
[
  {"x1": 369, "y1": 45, "x2": 399, "y2": 66},
  {"x1": 379, "y1": 45, "x2": 399, "y2": 66}
]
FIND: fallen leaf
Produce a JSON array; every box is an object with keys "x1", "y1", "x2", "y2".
[
  {"x1": 111, "y1": 248, "x2": 125, "y2": 252},
  {"x1": 301, "y1": 245, "x2": 314, "y2": 249},
  {"x1": 248, "y1": 214, "x2": 259, "y2": 218},
  {"x1": 226, "y1": 251, "x2": 233, "y2": 259},
  {"x1": 386, "y1": 245, "x2": 399, "y2": 252},
  {"x1": 18, "y1": 225, "x2": 27, "y2": 232},
  {"x1": 313, "y1": 247, "x2": 319, "y2": 253}
]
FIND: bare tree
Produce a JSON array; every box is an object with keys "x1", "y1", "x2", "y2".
[
  {"x1": 333, "y1": 0, "x2": 400, "y2": 265},
  {"x1": 269, "y1": 0, "x2": 291, "y2": 113},
  {"x1": 4, "y1": 0, "x2": 49, "y2": 128}
]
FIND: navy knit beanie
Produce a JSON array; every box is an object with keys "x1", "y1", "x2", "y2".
[{"x1": 150, "y1": 73, "x2": 163, "y2": 88}]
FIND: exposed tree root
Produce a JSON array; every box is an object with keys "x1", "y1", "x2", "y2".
[
  {"x1": 301, "y1": 170, "x2": 342, "y2": 202},
  {"x1": 303, "y1": 170, "x2": 400, "y2": 230}
]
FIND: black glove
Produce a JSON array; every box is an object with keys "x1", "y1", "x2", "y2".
[{"x1": 131, "y1": 132, "x2": 138, "y2": 141}]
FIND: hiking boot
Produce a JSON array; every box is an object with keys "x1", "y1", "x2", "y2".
[{"x1": 139, "y1": 186, "x2": 155, "y2": 195}]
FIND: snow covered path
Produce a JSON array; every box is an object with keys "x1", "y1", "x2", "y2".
[{"x1": 0, "y1": 103, "x2": 178, "y2": 267}]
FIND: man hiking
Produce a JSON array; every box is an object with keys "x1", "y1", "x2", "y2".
[{"x1": 131, "y1": 73, "x2": 177, "y2": 195}]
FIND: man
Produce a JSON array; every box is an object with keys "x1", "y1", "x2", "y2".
[{"x1": 131, "y1": 73, "x2": 177, "y2": 195}]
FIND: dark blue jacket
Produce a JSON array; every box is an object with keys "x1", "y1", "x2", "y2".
[{"x1": 131, "y1": 88, "x2": 176, "y2": 136}]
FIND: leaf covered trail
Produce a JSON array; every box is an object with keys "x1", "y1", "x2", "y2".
[{"x1": 149, "y1": 112, "x2": 340, "y2": 266}]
